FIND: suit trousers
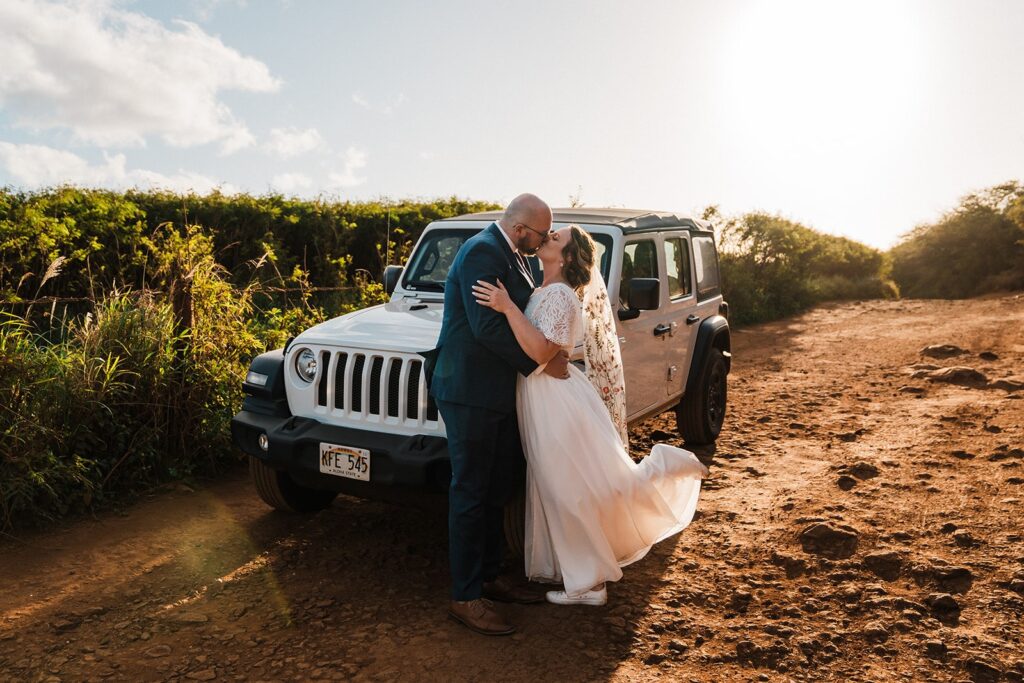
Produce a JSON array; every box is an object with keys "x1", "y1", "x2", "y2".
[{"x1": 436, "y1": 398, "x2": 525, "y2": 601}]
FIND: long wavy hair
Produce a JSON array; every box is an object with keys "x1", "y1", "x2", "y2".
[{"x1": 561, "y1": 225, "x2": 596, "y2": 296}]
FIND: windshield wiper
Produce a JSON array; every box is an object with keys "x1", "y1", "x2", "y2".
[{"x1": 406, "y1": 280, "x2": 445, "y2": 292}]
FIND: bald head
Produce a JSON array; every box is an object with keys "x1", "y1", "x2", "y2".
[{"x1": 501, "y1": 193, "x2": 551, "y2": 229}]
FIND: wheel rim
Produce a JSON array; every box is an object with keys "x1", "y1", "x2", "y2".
[{"x1": 707, "y1": 364, "x2": 726, "y2": 430}]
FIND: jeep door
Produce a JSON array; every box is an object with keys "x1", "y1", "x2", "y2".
[
  {"x1": 690, "y1": 231, "x2": 725, "y2": 335},
  {"x1": 618, "y1": 237, "x2": 672, "y2": 420},
  {"x1": 660, "y1": 232, "x2": 700, "y2": 399}
]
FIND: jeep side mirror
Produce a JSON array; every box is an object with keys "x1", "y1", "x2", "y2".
[
  {"x1": 627, "y1": 277, "x2": 659, "y2": 310},
  {"x1": 383, "y1": 265, "x2": 403, "y2": 295}
]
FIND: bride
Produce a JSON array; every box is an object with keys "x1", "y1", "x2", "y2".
[{"x1": 472, "y1": 225, "x2": 708, "y2": 605}]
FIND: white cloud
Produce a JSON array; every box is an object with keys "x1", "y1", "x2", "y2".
[
  {"x1": 263, "y1": 127, "x2": 323, "y2": 158},
  {"x1": 351, "y1": 91, "x2": 406, "y2": 116},
  {"x1": 352, "y1": 92, "x2": 370, "y2": 108},
  {"x1": 0, "y1": 0, "x2": 280, "y2": 153},
  {"x1": 190, "y1": 0, "x2": 248, "y2": 23},
  {"x1": 0, "y1": 141, "x2": 118, "y2": 186},
  {"x1": 271, "y1": 172, "x2": 313, "y2": 194},
  {"x1": 129, "y1": 167, "x2": 238, "y2": 194},
  {"x1": 327, "y1": 147, "x2": 367, "y2": 188},
  {"x1": 0, "y1": 141, "x2": 236, "y2": 193},
  {"x1": 220, "y1": 127, "x2": 257, "y2": 156}
]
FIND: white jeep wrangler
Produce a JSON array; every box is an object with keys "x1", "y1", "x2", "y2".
[{"x1": 232, "y1": 208, "x2": 730, "y2": 533}]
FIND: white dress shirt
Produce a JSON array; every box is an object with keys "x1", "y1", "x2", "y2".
[{"x1": 495, "y1": 221, "x2": 548, "y2": 370}]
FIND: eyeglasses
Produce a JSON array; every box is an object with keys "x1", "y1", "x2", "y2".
[{"x1": 515, "y1": 222, "x2": 550, "y2": 243}]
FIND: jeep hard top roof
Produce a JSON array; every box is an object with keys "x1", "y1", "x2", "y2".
[{"x1": 444, "y1": 208, "x2": 713, "y2": 233}]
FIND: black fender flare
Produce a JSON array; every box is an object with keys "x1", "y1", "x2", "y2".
[
  {"x1": 684, "y1": 315, "x2": 731, "y2": 397},
  {"x1": 241, "y1": 348, "x2": 291, "y2": 417}
]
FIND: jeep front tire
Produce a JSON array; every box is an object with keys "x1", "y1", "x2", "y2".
[
  {"x1": 249, "y1": 456, "x2": 338, "y2": 513},
  {"x1": 677, "y1": 348, "x2": 727, "y2": 444}
]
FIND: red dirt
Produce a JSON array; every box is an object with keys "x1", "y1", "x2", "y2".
[{"x1": 1, "y1": 295, "x2": 1022, "y2": 682}]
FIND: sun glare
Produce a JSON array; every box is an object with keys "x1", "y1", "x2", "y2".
[{"x1": 713, "y1": 2, "x2": 931, "y2": 201}]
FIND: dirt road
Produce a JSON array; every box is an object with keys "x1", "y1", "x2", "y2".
[{"x1": 2, "y1": 296, "x2": 1023, "y2": 682}]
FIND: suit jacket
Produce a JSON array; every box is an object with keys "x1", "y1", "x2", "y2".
[{"x1": 423, "y1": 223, "x2": 538, "y2": 413}]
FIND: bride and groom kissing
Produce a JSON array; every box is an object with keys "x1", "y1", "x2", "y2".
[{"x1": 422, "y1": 193, "x2": 708, "y2": 636}]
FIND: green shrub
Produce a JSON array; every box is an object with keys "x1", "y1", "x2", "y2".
[
  {"x1": 709, "y1": 208, "x2": 897, "y2": 326},
  {"x1": 0, "y1": 188, "x2": 498, "y2": 307},
  {"x1": 891, "y1": 181, "x2": 1024, "y2": 298}
]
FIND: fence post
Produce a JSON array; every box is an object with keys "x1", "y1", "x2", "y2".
[{"x1": 167, "y1": 266, "x2": 194, "y2": 468}]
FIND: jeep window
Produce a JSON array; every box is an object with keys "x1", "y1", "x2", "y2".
[
  {"x1": 620, "y1": 239, "x2": 658, "y2": 306},
  {"x1": 664, "y1": 237, "x2": 692, "y2": 299},
  {"x1": 402, "y1": 229, "x2": 480, "y2": 291},
  {"x1": 404, "y1": 228, "x2": 613, "y2": 292},
  {"x1": 692, "y1": 234, "x2": 722, "y2": 301}
]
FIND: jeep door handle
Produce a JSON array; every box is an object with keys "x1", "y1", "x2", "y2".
[
  {"x1": 686, "y1": 314, "x2": 700, "y2": 325},
  {"x1": 653, "y1": 323, "x2": 672, "y2": 337}
]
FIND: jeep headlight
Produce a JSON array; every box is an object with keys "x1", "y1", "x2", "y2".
[{"x1": 294, "y1": 348, "x2": 318, "y2": 382}]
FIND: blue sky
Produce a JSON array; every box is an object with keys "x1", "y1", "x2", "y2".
[{"x1": 1, "y1": 0, "x2": 1022, "y2": 248}]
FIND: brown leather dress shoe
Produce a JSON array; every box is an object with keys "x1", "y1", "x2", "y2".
[
  {"x1": 482, "y1": 576, "x2": 546, "y2": 604},
  {"x1": 448, "y1": 598, "x2": 516, "y2": 636}
]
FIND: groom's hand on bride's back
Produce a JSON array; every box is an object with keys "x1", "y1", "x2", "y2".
[{"x1": 543, "y1": 351, "x2": 570, "y2": 379}]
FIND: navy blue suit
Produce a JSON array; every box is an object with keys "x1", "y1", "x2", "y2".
[{"x1": 423, "y1": 223, "x2": 538, "y2": 601}]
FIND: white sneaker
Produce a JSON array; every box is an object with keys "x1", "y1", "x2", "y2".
[{"x1": 545, "y1": 587, "x2": 608, "y2": 606}]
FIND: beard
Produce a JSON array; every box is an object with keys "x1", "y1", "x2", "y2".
[{"x1": 516, "y1": 235, "x2": 539, "y2": 255}]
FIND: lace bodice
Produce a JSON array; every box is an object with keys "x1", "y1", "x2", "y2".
[
  {"x1": 524, "y1": 283, "x2": 582, "y2": 349},
  {"x1": 525, "y1": 279, "x2": 628, "y2": 448}
]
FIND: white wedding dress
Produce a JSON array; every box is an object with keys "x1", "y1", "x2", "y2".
[{"x1": 517, "y1": 283, "x2": 709, "y2": 597}]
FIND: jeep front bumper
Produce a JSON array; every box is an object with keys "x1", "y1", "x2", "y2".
[{"x1": 231, "y1": 410, "x2": 451, "y2": 498}]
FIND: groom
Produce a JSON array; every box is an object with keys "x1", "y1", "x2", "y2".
[{"x1": 424, "y1": 193, "x2": 569, "y2": 636}]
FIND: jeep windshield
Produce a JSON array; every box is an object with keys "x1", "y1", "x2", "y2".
[{"x1": 402, "y1": 227, "x2": 612, "y2": 293}]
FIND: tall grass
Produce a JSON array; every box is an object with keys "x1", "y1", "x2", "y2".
[{"x1": 0, "y1": 222, "x2": 386, "y2": 530}]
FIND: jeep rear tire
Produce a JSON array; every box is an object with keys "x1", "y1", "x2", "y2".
[
  {"x1": 677, "y1": 347, "x2": 727, "y2": 445},
  {"x1": 249, "y1": 456, "x2": 338, "y2": 513}
]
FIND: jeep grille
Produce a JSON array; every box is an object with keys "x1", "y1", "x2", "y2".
[{"x1": 312, "y1": 350, "x2": 440, "y2": 429}]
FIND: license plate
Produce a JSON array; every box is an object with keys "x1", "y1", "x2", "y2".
[{"x1": 319, "y1": 443, "x2": 370, "y2": 482}]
